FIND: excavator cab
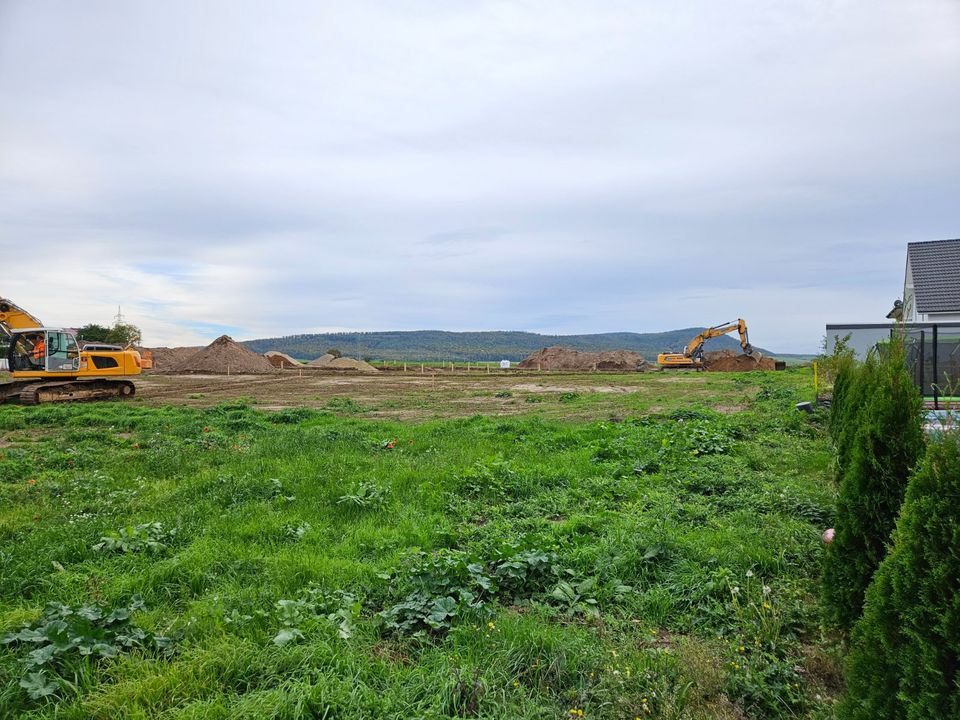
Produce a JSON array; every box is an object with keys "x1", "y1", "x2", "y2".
[{"x1": 9, "y1": 329, "x2": 81, "y2": 373}]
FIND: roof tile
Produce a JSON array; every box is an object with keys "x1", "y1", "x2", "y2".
[{"x1": 908, "y1": 239, "x2": 960, "y2": 313}]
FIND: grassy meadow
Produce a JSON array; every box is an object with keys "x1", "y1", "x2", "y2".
[{"x1": 0, "y1": 369, "x2": 842, "y2": 719}]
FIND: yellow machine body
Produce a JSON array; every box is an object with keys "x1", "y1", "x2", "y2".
[
  {"x1": 8, "y1": 330, "x2": 143, "y2": 380},
  {"x1": 656, "y1": 351, "x2": 703, "y2": 369}
]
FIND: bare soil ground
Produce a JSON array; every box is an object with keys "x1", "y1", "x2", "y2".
[{"x1": 132, "y1": 368, "x2": 777, "y2": 421}]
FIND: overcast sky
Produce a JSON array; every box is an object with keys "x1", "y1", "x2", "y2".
[{"x1": 1, "y1": 1, "x2": 958, "y2": 352}]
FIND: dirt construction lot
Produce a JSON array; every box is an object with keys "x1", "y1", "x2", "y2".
[{"x1": 131, "y1": 368, "x2": 796, "y2": 421}]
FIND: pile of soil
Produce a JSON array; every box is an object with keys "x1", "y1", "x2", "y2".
[
  {"x1": 703, "y1": 349, "x2": 778, "y2": 372},
  {"x1": 264, "y1": 351, "x2": 301, "y2": 369},
  {"x1": 170, "y1": 335, "x2": 276, "y2": 374},
  {"x1": 307, "y1": 353, "x2": 336, "y2": 367},
  {"x1": 518, "y1": 346, "x2": 649, "y2": 372},
  {"x1": 327, "y1": 357, "x2": 380, "y2": 373},
  {"x1": 147, "y1": 346, "x2": 202, "y2": 370},
  {"x1": 307, "y1": 354, "x2": 379, "y2": 373}
]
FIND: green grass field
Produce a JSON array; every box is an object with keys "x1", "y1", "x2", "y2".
[{"x1": 0, "y1": 369, "x2": 842, "y2": 719}]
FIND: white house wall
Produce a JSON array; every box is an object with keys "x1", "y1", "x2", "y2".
[{"x1": 904, "y1": 256, "x2": 917, "y2": 321}]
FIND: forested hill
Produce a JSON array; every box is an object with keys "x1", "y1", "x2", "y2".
[{"x1": 243, "y1": 328, "x2": 773, "y2": 362}]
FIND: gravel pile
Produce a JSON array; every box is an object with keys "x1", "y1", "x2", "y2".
[{"x1": 307, "y1": 354, "x2": 379, "y2": 373}]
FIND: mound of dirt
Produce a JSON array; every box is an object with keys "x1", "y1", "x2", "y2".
[
  {"x1": 147, "y1": 346, "x2": 202, "y2": 370},
  {"x1": 307, "y1": 353, "x2": 336, "y2": 367},
  {"x1": 518, "y1": 346, "x2": 650, "y2": 372},
  {"x1": 170, "y1": 335, "x2": 276, "y2": 374},
  {"x1": 305, "y1": 353, "x2": 379, "y2": 373},
  {"x1": 264, "y1": 351, "x2": 300, "y2": 369},
  {"x1": 327, "y1": 357, "x2": 379, "y2": 373},
  {"x1": 703, "y1": 349, "x2": 777, "y2": 372}
]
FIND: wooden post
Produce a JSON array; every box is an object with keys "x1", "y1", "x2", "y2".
[
  {"x1": 537, "y1": 362, "x2": 541, "y2": 372},
  {"x1": 421, "y1": 363, "x2": 424, "y2": 374},
  {"x1": 403, "y1": 362, "x2": 407, "y2": 372},
  {"x1": 812, "y1": 361, "x2": 818, "y2": 398}
]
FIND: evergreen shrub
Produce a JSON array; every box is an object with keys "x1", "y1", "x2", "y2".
[
  {"x1": 840, "y1": 436, "x2": 960, "y2": 719},
  {"x1": 822, "y1": 340, "x2": 924, "y2": 629}
]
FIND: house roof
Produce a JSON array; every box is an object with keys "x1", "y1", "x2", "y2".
[{"x1": 907, "y1": 239, "x2": 960, "y2": 313}]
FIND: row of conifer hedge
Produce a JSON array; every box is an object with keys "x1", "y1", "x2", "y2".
[{"x1": 823, "y1": 337, "x2": 959, "y2": 719}]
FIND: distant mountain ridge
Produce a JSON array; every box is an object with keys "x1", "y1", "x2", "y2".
[{"x1": 243, "y1": 328, "x2": 777, "y2": 363}]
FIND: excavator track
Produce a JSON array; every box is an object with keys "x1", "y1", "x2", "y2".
[{"x1": 15, "y1": 380, "x2": 136, "y2": 405}]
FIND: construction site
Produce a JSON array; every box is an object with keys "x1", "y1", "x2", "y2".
[
  {"x1": 76, "y1": 322, "x2": 785, "y2": 417},
  {"x1": 1, "y1": 297, "x2": 789, "y2": 408}
]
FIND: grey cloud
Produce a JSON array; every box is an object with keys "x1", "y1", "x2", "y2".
[
  {"x1": 0, "y1": 0, "x2": 957, "y2": 352},
  {"x1": 421, "y1": 226, "x2": 509, "y2": 245}
]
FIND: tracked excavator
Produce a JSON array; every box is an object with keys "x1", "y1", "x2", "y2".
[
  {"x1": 657, "y1": 318, "x2": 757, "y2": 370},
  {"x1": 0, "y1": 297, "x2": 142, "y2": 404}
]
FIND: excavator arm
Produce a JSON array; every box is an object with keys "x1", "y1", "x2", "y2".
[
  {"x1": 0, "y1": 298, "x2": 44, "y2": 336},
  {"x1": 683, "y1": 319, "x2": 752, "y2": 358}
]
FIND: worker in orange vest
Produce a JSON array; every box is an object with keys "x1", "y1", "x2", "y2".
[{"x1": 32, "y1": 335, "x2": 45, "y2": 366}]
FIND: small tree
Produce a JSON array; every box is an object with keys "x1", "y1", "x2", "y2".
[
  {"x1": 822, "y1": 339, "x2": 925, "y2": 629},
  {"x1": 839, "y1": 436, "x2": 960, "y2": 720},
  {"x1": 827, "y1": 336, "x2": 862, "y2": 479},
  {"x1": 106, "y1": 322, "x2": 142, "y2": 347},
  {"x1": 76, "y1": 323, "x2": 112, "y2": 344},
  {"x1": 325, "y1": 348, "x2": 342, "y2": 358}
]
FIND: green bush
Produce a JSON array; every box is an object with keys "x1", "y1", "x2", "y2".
[
  {"x1": 840, "y1": 436, "x2": 960, "y2": 720},
  {"x1": 822, "y1": 340, "x2": 925, "y2": 629},
  {"x1": 826, "y1": 337, "x2": 859, "y2": 475}
]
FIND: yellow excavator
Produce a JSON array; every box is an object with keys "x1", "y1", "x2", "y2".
[
  {"x1": 0, "y1": 296, "x2": 142, "y2": 404},
  {"x1": 657, "y1": 318, "x2": 756, "y2": 370}
]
